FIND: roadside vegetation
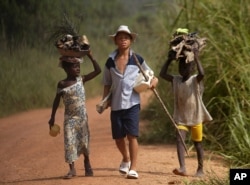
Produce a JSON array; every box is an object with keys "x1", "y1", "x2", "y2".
[
  {"x1": 1, "y1": 1, "x2": 249, "y2": 184},
  {"x1": 140, "y1": 1, "x2": 250, "y2": 184}
]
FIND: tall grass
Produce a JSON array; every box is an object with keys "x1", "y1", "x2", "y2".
[
  {"x1": 0, "y1": 45, "x2": 104, "y2": 118},
  {"x1": 140, "y1": 0, "x2": 250, "y2": 169},
  {"x1": 1, "y1": 1, "x2": 174, "y2": 118},
  {"x1": 195, "y1": 0, "x2": 250, "y2": 168},
  {"x1": 0, "y1": 25, "x2": 161, "y2": 119}
]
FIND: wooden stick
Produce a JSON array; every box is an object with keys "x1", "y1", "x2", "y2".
[{"x1": 133, "y1": 53, "x2": 189, "y2": 156}]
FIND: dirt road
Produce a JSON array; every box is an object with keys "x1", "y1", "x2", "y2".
[{"x1": 0, "y1": 92, "x2": 228, "y2": 185}]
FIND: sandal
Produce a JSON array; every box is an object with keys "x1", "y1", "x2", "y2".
[
  {"x1": 63, "y1": 169, "x2": 76, "y2": 179},
  {"x1": 127, "y1": 170, "x2": 139, "y2": 179},
  {"x1": 119, "y1": 161, "x2": 131, "y2": 174}
]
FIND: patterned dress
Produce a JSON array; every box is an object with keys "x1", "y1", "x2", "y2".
[{"x1": 59, "y1": 76, "x2": 90, "y2": 164}]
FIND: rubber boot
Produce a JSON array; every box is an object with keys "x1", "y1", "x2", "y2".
[
  {"x1": 173, "y1": 129, "x2": 187, "y2": 176},
  {"x1": 84, "y1": 155, "x2": 93, "y2": 176},
  {"x1": 194, "y1": 141, "x2": 204, "y2": 177}
]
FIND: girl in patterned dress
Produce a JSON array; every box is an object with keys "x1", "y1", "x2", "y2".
[{"x1": 48, "y1": 51, "x2": 101, "y2": 179}]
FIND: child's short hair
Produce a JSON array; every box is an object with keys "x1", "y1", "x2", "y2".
[{"x1": 61, "y1": 60, "x2": 74, "y2": 69}]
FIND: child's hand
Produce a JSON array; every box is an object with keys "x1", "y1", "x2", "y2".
[
  {"x1": 86, "y1": 49, "x2": 93, "y2": 57},
  {"x1": 193, "y1": 48, "x2": 199, "y2": 56},
  {"x1": 86, "y1": 50, "x2": 96, "y2": 62},
  {"x1": 150, "y1": 77, "x2": 158, "y2": 89},
  {"x1": 48, "y1": 118, "x2": 55, "y2": 129},
  {"x1": 168, "y1": 50, "x2": 176, "y2": 61}
]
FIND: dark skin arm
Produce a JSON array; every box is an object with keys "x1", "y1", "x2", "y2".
[
  {"x1": 193, "y1": 49, "x2": 204, "y2": 83},
  {"x1": 159, "y1": 55, "x2": 174, "y2": 82},
  {"x1": 48, "y1": 85, "x2": 62, "y2": 128},
  {"x1": 82, "y1": 51, "x2": 102, "y2": 83}
]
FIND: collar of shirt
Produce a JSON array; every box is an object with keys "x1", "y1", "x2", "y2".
[{"x1": 109, "y1": 49, "x2": 134, "y2": 60}]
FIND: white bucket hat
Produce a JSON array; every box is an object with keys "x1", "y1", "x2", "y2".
[{"x1": 109, "y1": 25, "x2": 137, "y2": 41}]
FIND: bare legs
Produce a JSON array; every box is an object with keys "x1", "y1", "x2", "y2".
[
  {"x1": 173, "y1": 129, "x2": 187, "y2": 176},
  {"x1": 84, "y1": 154, "x2": 94, "y2": 176},
  {"x1": 64, "y1": 162, "x2": 76, "y2": 179},
  {"x1": 115, "y1": 138, "x2": 130, "y2": 163},
  {"x1": 194, "y1": 141, "x2": 204, "y2": 177},
  {"x1": 127, "y1": 135, "x2": 138, "y2": 171},
  {"x1": 173, "y1": 129, "x2": 204, "y2": 177},
  {"x1": 63, "y1": 154, "x2": 93, "y2": 179},
  {"x1": 115, "y1": 134, "x2": 138, "y2": 171}
]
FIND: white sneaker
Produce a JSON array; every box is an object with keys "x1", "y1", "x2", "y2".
[{"x1": 119, "y1": 161, "x2": 131, "y2": 174}]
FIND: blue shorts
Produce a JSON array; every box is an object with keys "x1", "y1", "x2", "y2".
[{"x1": 110, "y1": 104, "x2": 140, "y2": 139}]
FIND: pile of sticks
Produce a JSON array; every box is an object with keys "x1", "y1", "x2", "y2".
[{"x1": 169, "y1": 28, "x2": 207, "y2": 63}]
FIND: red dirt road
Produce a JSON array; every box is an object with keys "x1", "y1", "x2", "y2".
[{"x1": 0, "y1": 92, "x2": 228, "y2": 185}]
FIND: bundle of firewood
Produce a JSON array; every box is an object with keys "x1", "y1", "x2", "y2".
[
  {"x1": 55, "y1": 34, "x2": 90, "y2": 51},
  {"x1": 55, "y1": 34, "x2": 90, "y2": 57},
  {"x1": 169, "y1": 28, "x2": 206, "y2": 63},
  {"x1": 50, "y1": 14, "x2": 90, "y2": 57}
]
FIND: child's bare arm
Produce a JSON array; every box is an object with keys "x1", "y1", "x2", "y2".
[
  {"x1": 103, "y1": 85, "x2": 111, "y2": 99},
  {"x1": 193, "y1": 49, "x2": 204, "y2": 83},
  {"x1": 82, "y1": 51, "x2": 102, "y2": 82},
  {"x1": 48, "y1": 85, "x2": 61, "y2": 128},
  {"x1": 159, "y1": 51, "x2": 174, "y2": 82}
]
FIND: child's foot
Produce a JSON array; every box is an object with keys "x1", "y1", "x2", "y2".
[
  {"x1": 119, "y1": 161, "x2": 131, "y2": 174},
  {"x1": 84, "y1": 160, "x2": 93, "y2": 176},
  {"x1": 63, "y1": 168, "x2": 76, "y2": 179},
  {"x1": 194, "y1": 168, "x2": 204, "y2": 177},
  {"x1": 172, "y1": 168, "x2": 187, "y2": 176},
  {"x1": 85, "y1": 168, "x2": 93, "y2": 176}
]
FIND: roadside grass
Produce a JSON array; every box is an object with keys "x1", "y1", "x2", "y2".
[{"x1": 140, "y1": 2, "x2": 250, "y2": 185}]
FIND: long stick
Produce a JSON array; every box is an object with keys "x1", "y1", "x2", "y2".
[{"x1": 133, "y1": 54, "x2": 189, "y2": 156}]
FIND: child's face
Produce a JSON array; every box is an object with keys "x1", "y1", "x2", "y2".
[
  {"x1": 66, "y1": 63, "x2": 80, "y2": 77},
  {"x1": 178, "y1": 61, "x2": 194, "y2": 78},
  {"x1": 115, "y1": 32, "x2": 132, "y2": 49}
]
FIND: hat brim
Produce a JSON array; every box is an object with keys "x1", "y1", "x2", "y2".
[{"x1": 109, "y1": 31, "x2": 137, "y2": 41}]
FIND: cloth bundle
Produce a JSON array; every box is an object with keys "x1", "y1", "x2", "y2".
[
  {"x1": 169, "y1": 28, "x2": 206, "y2": 63},
  {"x1": 133, "y1": 70, "x2": 154, "y2": 93}
]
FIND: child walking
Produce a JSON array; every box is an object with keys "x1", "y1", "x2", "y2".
[
  {"x1": 159, "y1": 48, "x2": 212, "y2": 177},
  {"x1": 48, "y1": 51, "x2": 101, "y2": 179},
  {"x1": 101, "y1": 25, "x2": 158, "y2": 179}
]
